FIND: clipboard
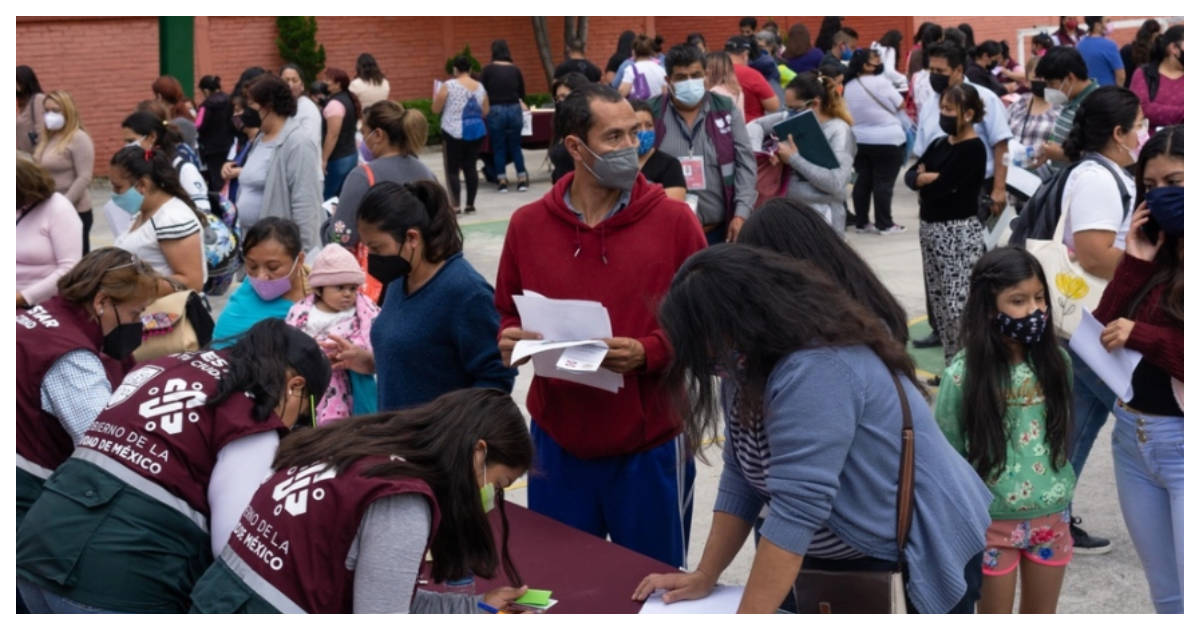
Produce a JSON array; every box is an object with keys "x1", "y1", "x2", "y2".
[{"x1": 772, "y1": 110, "x2": 839, "y2": 169}]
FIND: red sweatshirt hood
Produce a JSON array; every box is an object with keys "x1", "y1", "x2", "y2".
[{"x1": 543, "y1": 171, "x2": 669, "y2": 264}]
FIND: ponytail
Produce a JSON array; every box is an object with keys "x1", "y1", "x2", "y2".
[
  {"x1": 404, "y1": 180, "x2": 463, "y2": 262},
  {"x1": 788, "y1": 71, "x2": 853, "y2": 126},
  {"x1": 358, "y1": 180, "x2": 463, "y2": 264},
  {"x1": 122, "y1": 110, "x2": 184, "y2": 157},
  {"x1": 110, "y1": 145, "x2": 205, "y2": 225},
  {"x1": 363, "y1": 100, "x2": 429, "y2": 156}
]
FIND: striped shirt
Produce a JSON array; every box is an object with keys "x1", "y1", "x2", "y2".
[
  {"x1": 1048, "y1": 79, "x2": 1100, "y2": 145},
  {"x1": 114, "y1": 197, "x2": 208, "y2": 284},
  {"x1": 727, "y1": 388, "x2": 866, "y2": 560}
]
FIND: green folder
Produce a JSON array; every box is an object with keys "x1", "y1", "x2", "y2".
[
  {"x1": 772, "y1": 110, "x2": 839, "y2": 169},
  {"x1": 514, "y1": 589, "x2": 553, "y2": 607}
]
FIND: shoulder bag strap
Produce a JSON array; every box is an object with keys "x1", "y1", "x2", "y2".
[
  {"x1": 362, "y1": 162, "x2": 375, "y2": 187},
  {"x1": 859, "y1": 78, "x2": 901, "y2": 116},
  {"x1": 889, "y1": 371, "x2": 916, "y2": 567}
]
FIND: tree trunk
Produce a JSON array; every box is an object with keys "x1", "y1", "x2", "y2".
[
  {"x1": 531, "y1": 16, "x2": 555, "y2": 89},
  {"x1": 577, "y1": 16, "x2": 588, "y2": 53},
  {"x1": 564, "y1": 16, "x2": 576, "y2": 58}
]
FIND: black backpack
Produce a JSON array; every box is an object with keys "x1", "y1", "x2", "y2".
[{"x1": 1008, "y1": 155, "x2": 1131, "y2": 247}]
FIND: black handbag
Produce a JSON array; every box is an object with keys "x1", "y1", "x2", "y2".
[{"x1": 790, "y1": 371, "x2": 916, "y2": 614}]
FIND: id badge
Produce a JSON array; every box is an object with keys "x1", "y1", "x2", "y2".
[{"x1": 680, "y1": 156, "x2": 706, "y2": 190}]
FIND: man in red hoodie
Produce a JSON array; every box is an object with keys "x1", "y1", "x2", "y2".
[{"x1": 495, "y1": 84, "x2": 707, "y2": 568}]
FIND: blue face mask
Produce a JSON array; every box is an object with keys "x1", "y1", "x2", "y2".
[
  {"x1": 112, "y1": 186, "x2": 144, "y2": 215},
  {"x1": 841, "y1": 47, "x2": 854, "y2": 61},
  {"x1": 636, "y1": 129, "x2": 655, "y2": 156},
  {"x1": 1146, "y1": 186, "x2": 1185, "y2": 237},
  {"x1": 671, "y1": 78, "x2": 706, "y2": 107}
]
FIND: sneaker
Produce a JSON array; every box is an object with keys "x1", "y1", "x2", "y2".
[
  {"x1": 926, "y1": 375, "x2": 941, "y2": 387},
  {"x1": 517, "y1": 177, "x2": 529, "y2": 192},
  {"x1": 878, "y1": 225, "x2": 907, "y2": 235},
  {"x1": 464, "y1": 206, "x2": 476, "y2": 214},
  {"x1": 497, "y1": 180, "x2": 509, "y2": 193},
  {"x1": 912, "y1": 332, "x2": 942, "y2": 349},
  {"x1": 855, "y1": 225, "x2": 880, "y2": 234},
  {"x1": 1070, "y1": 517, "x2": 1113, "y2": 555}
]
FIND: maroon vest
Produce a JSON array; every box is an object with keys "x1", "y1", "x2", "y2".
[
  {"x1": 74, "y1": 350, "x2": 285, "y2": 522},
  {"x1": 226, "y1": 456, "x2": 440, "y2": 613},
  {"x1": 16, "y1": 297, "x2": 128, "y2": 476}
]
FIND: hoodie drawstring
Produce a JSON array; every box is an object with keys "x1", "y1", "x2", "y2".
[
  {"x1": 573, "y1": 223, "x2": 582, "y2": 258},
  {"x1": 600, "y1": 225, "x2": 608, "y2": 265}
]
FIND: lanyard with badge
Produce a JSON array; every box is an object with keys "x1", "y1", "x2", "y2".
[{"x1": 671, "y1": 107, "x2": 706, "y2": 214}]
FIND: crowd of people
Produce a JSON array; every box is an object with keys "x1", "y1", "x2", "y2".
[{"x1": 14, "y1": 15, "x2": 1184, "y2": 615}]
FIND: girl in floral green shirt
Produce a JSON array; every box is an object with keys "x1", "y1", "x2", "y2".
[{"x1": 935, "y1": 247, "x2": 1075, "y2": 614}]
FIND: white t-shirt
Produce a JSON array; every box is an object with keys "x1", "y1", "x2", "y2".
[
  {"x1": 174, "y1": 157, "x2": 211, "y2": 212},
  {"x1": 114, "y1": 197, "x2": 208, "y2": 284},
  {"x1": 1061, "y1": 154, "x2": 1135, "y2": 250},
  {"x1": 621, "y1": 60, "x2": 668, "y2": 99},
  {"x1": 844, "y1": 75, "x2": 906, "y2": 146}
]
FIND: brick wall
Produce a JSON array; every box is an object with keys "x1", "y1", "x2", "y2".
[
  {"x1": 17, "y1": 15, "x2": 1169, "y2": 177},
  {"x1": 17, "y1": 17, "x2": 160, "y2": 177}
]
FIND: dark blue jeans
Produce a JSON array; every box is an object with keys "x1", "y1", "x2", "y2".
[
  {"x1": 324, "y1": 152, "x2": 358, "y2": 200},
  {"x1": 17, "y1": 579, "x2": 117, "y2": 614},
  {"x1": 486, "y1": 103, "x2": 527, "y2": 182}
]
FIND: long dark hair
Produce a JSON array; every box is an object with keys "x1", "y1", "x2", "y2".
[
  {"x1": 815, "y1": 17, "x2": 843, "y2": 52},
  {"x1": 1129, "y1": 124, "x2": 1184, "y2": 324},
  {"x1": 357, "y1": 180, "x2": 463, "y2": 263},
  {"x1": 272, "y1": 388, "x2": 533, "y2": 585},
  {"x1": 1132, "y1": 19, "x2": 1163, "y2": 68},
  {"x1": 17, "y1": 65, "x2": 42, "y2": 104},
  {"x1": 123, "y1": 110, "x2": 184, "y2": 156},
  {"x1": 491, "y1": 39, "x2": 514, "y2": 63},
  {"x1": 356, "y1": 53, "x2": 386, "y2": 84},
  {"x1": 110, "y1": 145, "x2": 203, "y2": 222},
  {"x1": 659, "y1": 244, "x2": 922, "y2": 456},
  {"x1": 1062, "y1": 85, "x2": 1141, "y2": 161},
  {"x1": 210, "y1": 318, "x2": 332, "y2": 423},
  {"x1": 738, "y1": 199, "x2": 908, "y2": 343},
  {"x1": 1149, "y1": 24, "x2": 1184, "y2": 67},
  {"x1": 959, "y1": 248, "x2": 1072, "y2": 482}
]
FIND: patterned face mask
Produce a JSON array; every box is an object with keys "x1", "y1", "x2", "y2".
[{"x1": 994, "y1": 309, "x2": 1047, "y2": 345}]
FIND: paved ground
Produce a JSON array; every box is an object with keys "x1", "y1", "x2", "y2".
[{"x1": 86, "y1": 146, "x2": 1154, "y2": 613}]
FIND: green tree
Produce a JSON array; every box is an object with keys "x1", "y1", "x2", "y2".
[
  {"x1": 444, "y1": 45, "x2": 483, "y2": 76},
  {"x1": 276, "y1": 17, "x2": 326, "y2": 83}
]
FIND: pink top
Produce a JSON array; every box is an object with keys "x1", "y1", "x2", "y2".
[
  {"x1": 323, "y1": 99, "x2": 347, "y2": 118},
  {"x1": 1130, "y1": 67, "x2": 1184, "y2": 129},
  {"x1": 16, "y1": 192, "x2": 83, "y2": 305}
]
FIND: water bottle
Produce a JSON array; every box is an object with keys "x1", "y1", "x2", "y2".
[
  {"x1": 1011, "y1": 145, "x2": 1026, "y2": 169},
  {"x1": 445, "y1": 573, "x2": 475, "y2": 596},
  {"x1": 1026, "y1": 145, "x2": 1036, "y2": 168}
]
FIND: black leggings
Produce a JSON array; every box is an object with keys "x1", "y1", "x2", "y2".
[
  {"x1": 443, "y1": 135, "x2": 484, "y2": 208},
  {"x1": 851, "y1": 143, "x2": 906, "y2": 230},
  {"x1": 202, "y1": 153, "x2": 227, "y2": 196},
  {"x1": 79, "y1": 210, "x2": 93, "y2": 254}
]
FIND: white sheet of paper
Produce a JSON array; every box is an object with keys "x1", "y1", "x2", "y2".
[
  {"x1": 1068, "y1": 310, "x2": 1144, "y2": 403},
  {"x1": 521, "y1": 110, "x2": 533, "y2": 136},
  {"x1": 512, "y1": 291, "x2": 623, "y2": 392},
  {"x1": 432, "y1": 79, "x2": 444, "y2": 100},
  {"x1": 556, "y1": 343, "x2": 610, "y2": 373},
  {"x1": 639, "y1": 585, "x2": 745, "y2": 614},
  {"x1": 984, "y1": 204, "x2": 1017, "y2": 250}
]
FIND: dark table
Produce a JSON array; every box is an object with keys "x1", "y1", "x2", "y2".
[{"x1": 427, "y1": 502, "x2": 678, "y2": 614}]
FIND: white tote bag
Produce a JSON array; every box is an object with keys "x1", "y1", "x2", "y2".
[{"x1": 1024, "y1": 205, "x2": 1107, "y2": 340}]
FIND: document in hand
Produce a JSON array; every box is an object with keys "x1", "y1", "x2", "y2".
[
  {"x1": 772, "y1": 109, "x2": 839, "y2": 169},
  {"x1": 1068, "y1": 309, "x2": 1143, "y2": 403},
  {"x1": 511, "y1": 291, "x2": 624, "y2": 393}
]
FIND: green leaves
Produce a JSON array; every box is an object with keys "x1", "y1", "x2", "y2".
[{"x1": 276, "y1": 17, "x2": 326, "y2": 84}]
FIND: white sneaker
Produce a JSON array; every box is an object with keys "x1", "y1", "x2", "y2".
[
  {"x1": 878, "y1": 225, "x2": 907, "y2": 235},
  {"x1": 855, "y1": 225, "x2": 880, "y2": 234}
]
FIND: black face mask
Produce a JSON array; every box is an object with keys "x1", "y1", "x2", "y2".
[
  {"x1": 987, "y1": 60, "x2": 999, "y2": 70},
  {"x1": 102, "y1": 307, "x2": 144, "y2": 360},
  {"x1": 1031, "y1": 80, "x2": 1047, "y2": 99},
  {"x1": 367, "y1": 253, "x2": 412, "y2": 286},
  {"x1": 939, "y1": 113, "x2": 960, "y2": 136},
  {"x1": 929, "y1": 72, "x2": 951, "y2": 94}
]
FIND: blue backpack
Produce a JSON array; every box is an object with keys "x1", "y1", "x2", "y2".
[{"x1": 461, "y1": 93, "x2": 487, "y2": 142}]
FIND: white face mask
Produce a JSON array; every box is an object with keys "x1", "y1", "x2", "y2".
[
  {"x1": 43, "y1": 111, "x2": 65, "y2": 131},
  {"x1": 1043, "y1": 77, "x2": 1073, "y2": 107}
]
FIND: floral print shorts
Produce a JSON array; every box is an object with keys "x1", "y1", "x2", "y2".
[{"x1": 982, "y1": 509, "x2": 1074, "y2": 576}]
